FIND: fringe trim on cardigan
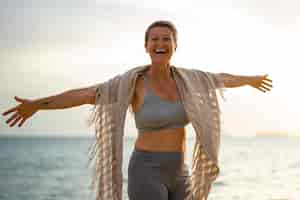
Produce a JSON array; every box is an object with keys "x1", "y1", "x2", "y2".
[{"x1": 87, "y1": 66, "x2": 224, "y2": 200}]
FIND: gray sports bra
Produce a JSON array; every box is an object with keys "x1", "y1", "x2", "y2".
[{"x1": 134, "y1": 74, "x2": 189, "y2": 133}]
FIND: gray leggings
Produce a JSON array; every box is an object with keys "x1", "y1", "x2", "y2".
[{"x1": 128, "y1": 148, "x2": 192, "y2": 200}]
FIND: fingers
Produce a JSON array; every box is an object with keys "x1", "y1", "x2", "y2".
[
  {"x1": 6, "y1": 112, "x2": 19, "y2": 124},
  {"x1": 256, "y1": 87, "x2": 266, "y2": 93},
  {"x1": 259, "y1": 85, "x2": 271, "y2": 92},
  {"x1": 262, "y1": 81, "x2": 272, "y2": 88},
  {"x1": 18, "y1": 118, "x2": 27, "y2": 127},
  {"x1": 261, "y1": 79, "x2": 273, "y2": 91},
  {"x1": 254, "y1": 84, "x2": 271, "y2": 93},
  {"x1": 14, "y1": 96, "x2": 27, "y2": 103},
  {"x1": 2, "y1": 96, "x2": 27, "y2": 116},
  {"x1": 9, "y1": 115, "x2": 22, "y2": 127},
  {"x1": 264, "y1": 78, "x2": 272, "y2": 83},
  {"x1": 2, "y1": 106, "x2": 18, "y2": 116},
  {"x1": 262, "y1": 75, "x2": 272, "y2": 83},
  {"x1": 4, "y1": 111, "x2": 28, "y2": 127},
  {"x1": 256, "y1": 74, "x2": 273, "y2": 93},
  {"x1": 3, "y1": 97, "x2": 31, "y2": 127}
]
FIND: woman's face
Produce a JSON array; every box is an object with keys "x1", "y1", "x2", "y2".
[{"x1": 145, "y1": 26, "x2": 177, "y2": 65}]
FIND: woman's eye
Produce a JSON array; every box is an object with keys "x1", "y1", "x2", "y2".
[{"x1": 149, "y1": 37, "x2": 171, "y2": 42}]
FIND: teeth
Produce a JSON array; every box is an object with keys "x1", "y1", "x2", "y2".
[{"x1": 155, "y1": 48, "x2": 167, "y2": 53}]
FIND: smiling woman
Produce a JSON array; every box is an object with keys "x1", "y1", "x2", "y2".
[
  {"x1": 145, "y1": 27, "x2": 176, "y2": 66},
  {"x1": 1, "y1": 20, "x2": 272, "y2": 200}
]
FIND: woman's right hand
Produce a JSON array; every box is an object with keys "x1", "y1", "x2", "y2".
[{"x1": 2, "y1": 96, "x2": 39, "y2": 127}]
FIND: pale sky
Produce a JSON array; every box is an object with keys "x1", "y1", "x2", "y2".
[{"x1": 1, "y1": 0, "x2": 300, "y2": 137}]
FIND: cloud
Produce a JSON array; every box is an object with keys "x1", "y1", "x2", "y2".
[
  {"x1": 232, "y1": 0, "x2": 300, "y2": 31},
  {"x1": 0, "y1": 0, "x2": 164, "y2": 52}
]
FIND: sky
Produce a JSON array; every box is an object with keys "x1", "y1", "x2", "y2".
[{"x1": 1, "y1": 0, "x2": 300, "y2": 137}]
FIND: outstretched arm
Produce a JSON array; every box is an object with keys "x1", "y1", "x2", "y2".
[
  {"x1": 217, "y1": 73, "x2": 273, "y2": 92},
  {"x1": 2, "y1": 86, "x2": 98, "y2": 127}
]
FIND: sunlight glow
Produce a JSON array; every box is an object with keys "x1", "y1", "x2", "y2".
[{"x1": 1, "y1": 0, "x2": 299, "y2": 136}]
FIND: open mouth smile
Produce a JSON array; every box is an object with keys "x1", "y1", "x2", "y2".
[{"x1": 154, "y1": 48, "x2": 168, "y2": 54}]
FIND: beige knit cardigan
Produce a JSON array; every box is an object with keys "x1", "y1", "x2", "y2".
[{"x1": 88, "y1": 65, "x2": 224, "y2": 200}]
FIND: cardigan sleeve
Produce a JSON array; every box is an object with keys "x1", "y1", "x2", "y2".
[
  {"x1": 187, "y1": 68, "x2": 224, "y2": 90},
  {"x1": 205, "y1": 72, "x2": 226, "y2": 100},
  {"x1": 204, "y1": 72, "x2": 225, "y2": 90},
  {"x1": 191, "y1": 70, "x2": 226, "y2": 100},
  {"x1": 93, "y1": 74, "x2": 122, "y2": 105}
]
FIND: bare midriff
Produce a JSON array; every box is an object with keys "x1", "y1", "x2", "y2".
[{"x1": 134, "y1": 127, "x2": 186, "y2": 152}]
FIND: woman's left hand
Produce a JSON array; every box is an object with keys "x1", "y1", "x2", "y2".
[{"x1": 248, "y1": 74, "x2": 273, "y2": 92}]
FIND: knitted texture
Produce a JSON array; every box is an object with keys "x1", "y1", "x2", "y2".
[{"x1": 88, "y1": 65, "x2": 224, "y2": 200}]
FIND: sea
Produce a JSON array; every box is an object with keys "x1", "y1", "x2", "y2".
[{"x1": 0, "y1": 135, "x2": 299, "y2": 200}]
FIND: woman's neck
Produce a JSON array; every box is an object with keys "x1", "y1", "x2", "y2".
[{"x1": 149, "y1": 63, "x2": 172, "y2": 81}]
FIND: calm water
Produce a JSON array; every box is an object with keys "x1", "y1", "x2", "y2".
[{"x1": 0, "y1": 135, "x2": 299, "y2": 200}]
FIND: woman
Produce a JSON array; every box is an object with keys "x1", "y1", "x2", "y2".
[{"x1": 2, "y1": 20, "x2": 272, "y2": 200}]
